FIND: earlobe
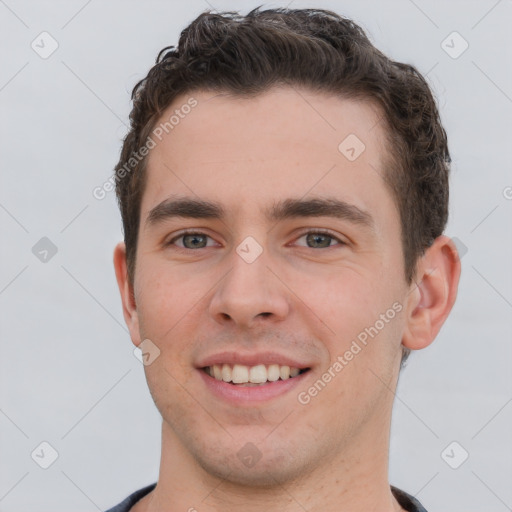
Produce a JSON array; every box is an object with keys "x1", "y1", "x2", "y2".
[
  {"x1": 402, "y1": 235, "x2": 461, "y2": 351},
  {"x1": 113, "y1": 242, "x2": 141, "y2": 347}
]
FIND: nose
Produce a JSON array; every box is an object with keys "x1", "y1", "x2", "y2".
[{"x1": 208, "y1": 246, "x2": 290, "y2": 329}]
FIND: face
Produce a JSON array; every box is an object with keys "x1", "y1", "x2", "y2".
[{"x1": 121, "y1": 88, "x2": 415, "y2": 485}]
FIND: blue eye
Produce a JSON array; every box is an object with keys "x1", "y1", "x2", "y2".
[
  {"x1": 167, "y1": 230, "x2": 345, "y2": 251},
  {"x1": 296, "y1": 231, "x2": 343, "y2": 249},
  {"x1": 170, "y1": 232, "x2": 215, "y2": 249}
]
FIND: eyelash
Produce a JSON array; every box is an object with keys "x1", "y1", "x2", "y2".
[{"x1": 167, "y1": 229, "x2": 346, "y2": 249}]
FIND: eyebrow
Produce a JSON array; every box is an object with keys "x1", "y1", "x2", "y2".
[
  {"x1": 267, "y1": 198, "x2": 374, "y2": 230},
  {"x1": 145, "y1": 196, "x2": 375, "y2": 231}
]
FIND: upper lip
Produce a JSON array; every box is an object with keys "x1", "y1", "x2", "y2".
[{"x1": 196, "y1": 351, "x2": 311, "y2": 369}]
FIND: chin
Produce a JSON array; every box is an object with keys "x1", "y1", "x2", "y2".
[
  {"x1": 197, "y1": 451, "x2": 303, "y2": 488},
  {"x1": 186, "y1": 432, "x2": 320, "y2": 489}
]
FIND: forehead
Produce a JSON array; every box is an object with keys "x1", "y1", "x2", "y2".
[{"x1": 141, "y1": 87, "x2": 395, "y2": 223}]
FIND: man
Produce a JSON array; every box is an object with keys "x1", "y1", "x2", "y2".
[{"x1": 107, "y1": 7, "x2": 460, "y2": 512}]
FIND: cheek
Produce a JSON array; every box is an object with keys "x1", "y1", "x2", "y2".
[
  {"x1": 135, "y1": 262, "x2": 205, "y2": 343},
  {"x1": 303, "y1": 276, "x2": 403, "y2": 433},
  {"x1": 294, "y1": 266, "x2": 395, "y2": 335},
  {"x1": 290, "y1": 265, "x2": 405, "y2": 382}
]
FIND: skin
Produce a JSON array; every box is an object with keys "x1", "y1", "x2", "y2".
[{"x1": 114, "y1": 87, "x2": 461, "y2": 512}]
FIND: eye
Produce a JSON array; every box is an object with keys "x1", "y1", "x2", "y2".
[
  {"x1": 295, "y1": 230, "x2": 344, "y2": 249},
  {"x1": 168, "y1": 231, "x2": 217, "y2": 249}
]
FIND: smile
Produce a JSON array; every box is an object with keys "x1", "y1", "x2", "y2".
[{"x1": 203, "y1": 363, "x2": 309, "y2": 386}]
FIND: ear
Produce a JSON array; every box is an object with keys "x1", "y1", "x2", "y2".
[
  {"x1": 113, "y1": 242, "x2": 141, "y2": 347},
  {"x1": 402, "y1": 235, "x2": 461, "y2": 350}
]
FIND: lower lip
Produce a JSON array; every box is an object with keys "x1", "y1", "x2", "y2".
[{"x1": 198, "y1": 369, "x2": 309, "y2": 404}]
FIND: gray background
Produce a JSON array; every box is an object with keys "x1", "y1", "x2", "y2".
[{"x1": 1, "y1": 0, "x2": 511, "y2": 510}]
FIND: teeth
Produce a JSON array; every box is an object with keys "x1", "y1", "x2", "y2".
[
  {"x1": 213, "y1": 364, "x2": 222, "y2": 380},
  {"x1": 267, "y1": 364, "x2": 280, "y2": 382},
  {"x1": 221, "y1": 364, "x2": 232, "y2": 382},
  {"x1": 249, "y1": 364, "x2": 267, "y2": 383},
  {"x1": 205, "y1": 363, "x2": 305, "y2": 384},
  {"x1": 232, "y1": 364, "x2": 249, "y2": 383},
  {"x1": 290, "y1": 367, "x2": 300, "y2": 377}
]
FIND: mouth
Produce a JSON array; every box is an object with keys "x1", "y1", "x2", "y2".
[{"x1": 202, "y1": 363, "x2": 310, "y2": 386}]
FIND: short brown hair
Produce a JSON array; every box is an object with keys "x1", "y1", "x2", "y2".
[{"x1": 115, "y1": 8, "x2": 451, "y2": 365}]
